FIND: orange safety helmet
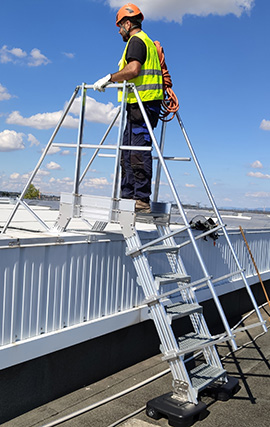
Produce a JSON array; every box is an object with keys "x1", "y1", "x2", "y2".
[{"x1": 116, "y1": 3, "x2": 144, "y2": 27}]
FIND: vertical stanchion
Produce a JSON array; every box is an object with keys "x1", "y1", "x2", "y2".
[
  {"x1": 73, "y1": 83, "x2": 87, "y2": 195},
  {"x1": 153, "y1": 121, "x2": 167, "y2": 202},
  {"x1": 112, "y1": 81, "x2": 127, "y2": 200}
]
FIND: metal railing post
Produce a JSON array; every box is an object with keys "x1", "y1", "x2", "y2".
[
  {"x1": 111, "y1": 81, "x2": 127, "y2": 200},
  {"x1": 1, "y1": 86, "x2": 79, "y2": 234},
  {"x1": 73, "y1": 83, "x2": 87, "y2": 195}
]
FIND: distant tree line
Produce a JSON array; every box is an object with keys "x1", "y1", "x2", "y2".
[{"x1": 0, "y1": 184, "x2": 59, "y2": 201}]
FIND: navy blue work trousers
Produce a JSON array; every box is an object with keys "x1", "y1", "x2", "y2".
[{"x1": 121, "y1": 120, "x2": 153, "y2": 202}]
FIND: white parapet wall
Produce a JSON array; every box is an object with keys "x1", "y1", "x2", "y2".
[{"x1": 0, "y1": 226, "x2": 270, "y2": 370}]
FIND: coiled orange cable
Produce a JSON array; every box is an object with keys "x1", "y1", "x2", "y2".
[{"x1": 154, "y1": 40, "x2": 179, "y2": 121}]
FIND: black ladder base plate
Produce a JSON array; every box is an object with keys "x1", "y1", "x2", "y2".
[
  {"x1": 201, "y1": 375, "x2": 240, "y2": 401},
  {"x1": 146, "y1": 392, "x2": 207, "y2": 427}
]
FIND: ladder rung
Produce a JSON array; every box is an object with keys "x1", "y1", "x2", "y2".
[
  {"x1": 190, "y1": 363, "x2": 227, "y2": 392},
  {"x1": 143, "y1": 245, "x2": 179, "y2": 254},
  {"x1": 178, "y1": 332, "x2": 234, "y2": 355},
  {"x1": 212, "y1": 269, "x2": 244, "y2": 284},
  {"x1": 162, "y1": 332, "x2": 234, "y2": 361},
  {"x1": 232, "y1": 321, "x2": 266, "y2": 334},
  {"x1": 154, "y1": 272, "x2": 190, "y2": 286},
  {"x1": 166, "y1": 302, "x2": 202, "y2": 320},
  {"x1": 153, "y1": 156, "x2": 191, "y2": 161}
]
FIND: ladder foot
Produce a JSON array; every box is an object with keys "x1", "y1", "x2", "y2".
[
  {"x1": 201, "y1": 375, "x2": 240, "y2": 401},
  {"x1": 146, "y1": 392, "x2": 208, "y2": 427}
]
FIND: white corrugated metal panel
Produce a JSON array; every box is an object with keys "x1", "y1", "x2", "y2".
[
  {"x1": 0, "y1": 236, "x2": 145, "y2": 347},
  {"x1": 0, "y1": 227, "x2": 270, "y2": 368}
]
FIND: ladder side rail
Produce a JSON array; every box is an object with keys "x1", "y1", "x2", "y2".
[
  {"x1": 126, "y1": 225, "x2": 189, "y2": 256},
  {"x1": 132, "y1": 84, "x2": 237, "y2": 349},
  {"x1": 73, "y1": 83, "x2": 87, "y2": 195},
  {"x1": 153, "y1": 121, "x2": 167, "y2": 202},
  {"x1": 176, "y1": 224, "x2": 223, "y2": 249},
  {"x1": 1, "y1": 86, "x2": 80, "y2": 235},
  {"x1": 126, "y1": 231, "x2": 198, "y2": 403},
  {"x1": 157, "y1": 224, "x2": 226, "y2": 368},
  {"x1": 112, "y1": 81, "x2": 128, "y2": 200},
  {"x1": 176, "y1": 112, "x2": 267, "y2": 333},
  {"x1": 79, "y1": 107, "x2": 121, "y2": 185}
]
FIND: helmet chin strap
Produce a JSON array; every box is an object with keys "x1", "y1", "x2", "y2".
[{"x1": 119, "y1": 23, "x2": 140, "y2": 39}]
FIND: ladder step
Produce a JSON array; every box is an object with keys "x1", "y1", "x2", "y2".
[
  {"x1": 178, "y1": 332, "x2": 214, "y2": 352},
  {"x1": 135, "y1": 212, "x2": 170, "y2": 224},
  {"x1": 190, "y1": 363, "x2": 227, "y2": 393},
  {"x1": 177, "y1": 332, "x2": 234, "y2": 356},
  {"x1": 143, "y1": 245, "x2": 179, "y2": 254},
  {"x1": 154, "y1": 272, "x2": 190, "y2": 286},
  {"x1": 166, "y1": 302, "x2": 202, "y2": 320}
]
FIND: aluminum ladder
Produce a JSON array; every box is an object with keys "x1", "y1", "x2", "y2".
[{"x1": 119, "y1": 203, "x2": 235, "y2": 406}]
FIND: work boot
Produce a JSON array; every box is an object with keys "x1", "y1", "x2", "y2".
[{"x1": 135, "y1": 199, "x2": 151, "y2": 213}]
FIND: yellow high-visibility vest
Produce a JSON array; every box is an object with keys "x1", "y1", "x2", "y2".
[{"x1": 118, "y1": 31, "x2": 163, "y2": 104}]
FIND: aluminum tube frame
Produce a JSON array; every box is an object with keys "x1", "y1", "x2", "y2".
[
  {"x1": 176, "y1": 112, "x2": 267, "y2": 333},
  {"x1": 79, "y1": 107, "x2": 121, "y2": 184},
  {"x1": 132, "y1": 84, "x2": 237, "y2": 349},
  {"x1": 153, "y1": 121, "x2": 167, "y2": 202},
  {"x1": 112, "y1": 80, "x2": 128, "y2": 200},
  {"x1": 52, "y1": 143, "x2": 151, "y2": 151},
  {"x1": 19, "y1": 200, "x2": 51, "y2": 232},
  {"x1": 1, "y1": 86, "x2": 79, "y2": 234},
  {"x1": 73, "y1": 83, "x2": 86, "y2": 195}
]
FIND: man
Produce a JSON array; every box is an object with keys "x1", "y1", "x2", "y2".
[{"x1": 93, "y1": 3, "x2": 163, "y2": 213}]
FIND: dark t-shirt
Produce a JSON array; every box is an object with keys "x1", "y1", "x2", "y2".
[
  {"x1": 126, "y1": 36, "x2": 146, "y2": 65},
  {"x1": 125, "y1": 34, "x2": 161, "y2": 127}
]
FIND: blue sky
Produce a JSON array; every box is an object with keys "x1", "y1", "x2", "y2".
[{"x1": 0, "y1": 0, "x2": 269, "y2": 209}]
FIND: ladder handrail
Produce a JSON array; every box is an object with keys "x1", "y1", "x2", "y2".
[
  {"x1": 1, "y1": 86, "x2": 80, "y2": 235},
  {"x1": 176, "y1": 112, "x2": 267, "y2": 333},
  {"x1": 132, "y1": 83, "x2": 238, "y2": 350}
]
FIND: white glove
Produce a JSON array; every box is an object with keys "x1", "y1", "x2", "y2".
[{"x1": 93, "y1": 74, "x2": 112, "y2": 92}]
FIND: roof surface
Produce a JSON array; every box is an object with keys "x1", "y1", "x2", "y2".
[{"x1": 3, "y1": 304, "x2": 269, "y2": 427}]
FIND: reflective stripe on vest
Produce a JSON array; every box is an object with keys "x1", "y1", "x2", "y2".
[{"x1": 118, "y1": 31, "x2": 163, "y2": 104}]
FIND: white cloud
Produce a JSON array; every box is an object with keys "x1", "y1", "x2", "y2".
[
  {"x1": 0, "y1": 45, "x2": 50, "y2": 66},
  {"x1": 36, "y1": 169, "x2": 50, "y2": 177},
  {"x1": 247, "y1": 171, "x2": 270, "y2": 179},
  {"x1": 63, "y1": 52, "x2": 75, "y2": 59},
  {"x1": 0, "y1": 83, "x2": 13, "y2": 101},
  {"x1": 6, "y1": 110, "x2": 78, "y2": 129},
  {"x1": 46, "y1": 161, "x2": 61, "y2": 170},
  {"x1": 28, "y1": 48, "x2": 51, "y2": 67},
  {"x1": 251, "y1": 160, "x2": 263, "y2": 169},
  {"x1": 185, "y1": 183, "x2": 196, "y2": 188},
  {"x1": 28, "y1": 133, "x2": 40, "y2": 147},
  {"x1": 245, "y1": 191, "x2": 270, "y2": 198},
  {"x1": 10, "y1": 172, "x2": 20, "y2": 180},
  {"x1": 108, "y1": 0, "x2": 254, "y2": 23},
  {"x1": 70, "y1": 95, "x2": 119, "y2": 124},
  {"x1": 47, "y1": 146, "x2": 61, "y2": 155},
  {"x1": 5, "y1": 95, "x2": 119, "y2": 131},
  {"x1": 61, "y1": 150, "x2": 70, "y2": 155},
  {"x1": 0, "y1": 130, "x2": 25, "y2": 151},
  {"x1": 9, "y1": 47, "x2": 27, "y2": 58},
  {"x1": 260, "y1": 119, "x2": 270, "y2": 131},
  {"x1": 83, "y1": 177, "x2": 110, "y2": 188}
]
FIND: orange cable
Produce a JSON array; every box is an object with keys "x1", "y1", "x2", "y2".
[
  {"x1": 154, "y1": 40, "x2": 179, "y2": 122},
  {"x1": 239, "y1": 226, "x2": 270, "y2": 315}
]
